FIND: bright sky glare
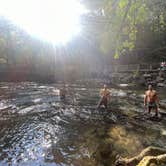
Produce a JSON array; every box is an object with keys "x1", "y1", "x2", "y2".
[{"x1": 0, "y1": 0, "x2": 86, "y2": 44}]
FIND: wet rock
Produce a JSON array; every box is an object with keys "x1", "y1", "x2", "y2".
[
  {"x1": 18, "y1": 106, "x2": 34, "y2": 114},
  {"x1": 128, "y1": 93, "x2": 137, "y2": 100},
  {"x1": 138, "y1": 76, "x2": 146, "y2": 85},
  {"x1": 156, "y1": 76, "x2": 165, "y2": 82},
  {"x1": 119, "y1": 84, "x2": 129, "y2": 88},
  {"x1": 157, "y1": 83, "x2": 166, "y2": 87},
  {"x1": 159, "y1": 71, "x2": 166, "y2": 77},
  {"x1": 143, "y1": 74, "x2": 152, "y2": 78},
  {"x1": 160, "y1": 101, "x2": 166, "y2": 110},
  {"x1": 148, "y1": 80, "x2": 157, "y2": 86},
  {"x1": 121, "y1": 75, "x2": 133, "y2": 83}
]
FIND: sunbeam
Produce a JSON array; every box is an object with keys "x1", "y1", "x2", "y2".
[{"x1": 0, "y1": 0, "x2": 87, "y2": 44}]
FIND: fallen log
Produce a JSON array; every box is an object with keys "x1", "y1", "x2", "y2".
[{"x1": 115, "y1": 146, "x2": 166, "y2": 166}]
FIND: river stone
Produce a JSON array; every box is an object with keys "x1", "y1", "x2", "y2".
[
  {"x1": 143, "y1": 74, "x2": 152, "y2": 78},
  {"x1": 156, "y1": 76, "x2": 165, "y2": 82},
  {"x1": 157, "y1": 83, "x2": 166, "y2": 87}
]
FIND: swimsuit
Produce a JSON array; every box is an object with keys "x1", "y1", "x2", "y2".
[
  {"x1": 147, "y1": 101, "x2": 157, "y2": 109},
  {"x1": 98, "y1": 89, "x2": 110, "y2": 109}
]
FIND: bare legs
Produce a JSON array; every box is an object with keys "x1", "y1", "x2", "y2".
[{"x1": 147, "y1": 106, "x2": 158, "y2": 116}]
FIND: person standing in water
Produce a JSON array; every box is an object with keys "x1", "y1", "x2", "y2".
[
  {"x1": 144, "y1": 84, "x2": 159, "y2": 116},
  {"x1": 97, "y1": 84, "x2": 111, "y2": 109},
  {"x1": 60, "y1": 84, "x2": 67, "y2": 100}
]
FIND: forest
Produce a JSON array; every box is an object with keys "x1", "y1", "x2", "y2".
[{"x1": 0, "y1": 0, "x2": 166, "y2": 81}]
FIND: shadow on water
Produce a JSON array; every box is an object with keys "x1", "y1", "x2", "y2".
[{"x1": 0, "y1": 82, "x2": 165, "y2": 165}]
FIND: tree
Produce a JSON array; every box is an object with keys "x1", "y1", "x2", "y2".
[{"x1": 82, "y1": 0, "x2": 166, "y2": 62}]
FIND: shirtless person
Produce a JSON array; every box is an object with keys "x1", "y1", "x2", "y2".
[
  {"x1": 144, "y1": 85, "x2": 159, "y2": 116},
  {"x1": 97, "y1": 84, "x2": 111, "y2": 109}
]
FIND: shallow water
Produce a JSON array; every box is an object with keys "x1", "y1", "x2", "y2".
[{"x1": 0, "y1": 82, "x2": 165, "y2": 166}]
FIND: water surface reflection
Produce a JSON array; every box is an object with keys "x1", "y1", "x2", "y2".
[{"x1": 0, "y1": 82, "x2": 165, "y2": 165}]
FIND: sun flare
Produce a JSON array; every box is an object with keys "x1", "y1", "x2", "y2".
[{"x1": 0, "y1": 0, "x2": 86, "y2": 44}]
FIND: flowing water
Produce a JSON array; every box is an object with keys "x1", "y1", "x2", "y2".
[{"x1": 0, "y1": 82, "x2": 165, "y2": 166}]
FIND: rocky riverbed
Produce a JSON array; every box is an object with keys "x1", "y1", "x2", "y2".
[{"x1": 0, "y1": 82, "x2": 165, "y2": 166}]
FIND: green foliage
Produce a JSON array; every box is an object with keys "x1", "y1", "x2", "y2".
[
  {"x1": 83, "y1": 0, "x2": 166, "y2": 61},
  {"x1": 119, "y1": 0, "x2": 128, "y2": 9},
  {"x1": 0, "y1": 0, "x2": 166, "y2": 70},
  {"x1": 114, "y1": 50, "x2": 119, "y2": 59}
]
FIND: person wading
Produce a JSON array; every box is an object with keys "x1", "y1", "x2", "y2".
[
  {"x1": 60, "y1": 84, "x2": 67, "y2": 100},
  {"x1": 144, "y1": 84, "x2": 159, "y2": 117},
  {"x1": 97, "y1": 84, "x2": 111, "y2": 109}
]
